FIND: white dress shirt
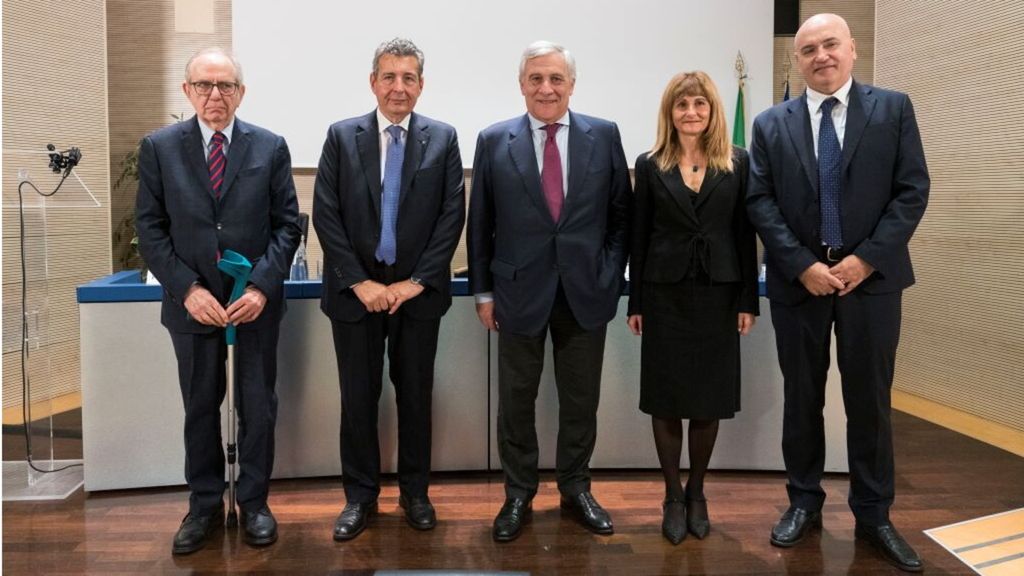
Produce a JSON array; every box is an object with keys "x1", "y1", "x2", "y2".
[
  {"x1": 528, "y1": 111, "x2": 570, "y2": 195},
  {"x1": 805, "y1": 76, "x2": 853, "y2": 158},
  {"x1": 198, "y1": 118, "x2": 234, "y2": 160},
  {"x1": 376, "y1": 109, "x2": 410, "y2": 182}
]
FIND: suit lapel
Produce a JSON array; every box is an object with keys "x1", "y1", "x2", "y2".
[
  {"x1": 356, "y1": 111, "x2": 382, "y2": 221},
  {"x1": 694, "y1": 167, "x2": 726, "y2": 212},
  {"x1": 655, "y1": 165, "x2": 699, "y2": 226},
  {"x1": 219, "y1": 118, "x2": 251, "y2": 199},
  {"x1": 398, "y1": 113, "x2": 429, "y2": 212},
  {"x1": 841, "y1": 81, "x2": 875, "y2": 174},
  {"x1": 182, "y1": 117, "x2": 215, "y2": 200},
  {"x1": 784, "y1": 95, "x2": 819, "y2": 195},
  {"x1": 508, "y1": 115, "x2": 550, "y2": 223},
  {"x1": 564, "y1": 111, "x2": 594, "y2": 225}
]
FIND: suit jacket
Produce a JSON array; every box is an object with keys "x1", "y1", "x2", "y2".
[
  {"x1": 313, "y1": 110, "x2": 465, "y2": 322},
  {"x1": 468, "y1": 111, "x2": 631, "y2": 335},
  {"x1": 136, "y1": 116, "x2": 301, "y2": 333},
  {"x1": 746, "y1": 81, "x2": 930, "y2": 305},
  {"x1": 628, "y1": 147, "x2": 759, "y2": 316}
]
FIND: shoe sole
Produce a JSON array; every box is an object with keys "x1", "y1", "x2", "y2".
[
  {"x1": 171, "y1": 542, "x2": 205, "y2": 555},
  {"x1": 404, "y1": 516, "x2": 437, "y2": 531},
  {"x1": 244, "y1": 532, "x2": 278, "y2": 547},
  {"x1": 560, "y1": 502, "x2": 614, "y2": 535},
  {"x1": 769, "y1": 516, "x2": 822, "y2": 548},
  {"x1": 854, "y1": 528, "x2": 924, "y2": 573}
]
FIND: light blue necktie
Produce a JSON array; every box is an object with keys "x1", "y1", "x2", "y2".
[
  {"x1": 818, "y1": 97, "x2": 843, "y2": 248},
  {"x1": 376, "y1": 125, "x2": 405, "y2": 265}
]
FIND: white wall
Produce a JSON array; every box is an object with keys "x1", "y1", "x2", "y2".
[{"x1": 233, "y1": 0, "x2": 774, "y2": 167}]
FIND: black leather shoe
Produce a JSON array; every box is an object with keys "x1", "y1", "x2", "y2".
[
  {"x1": 171, "y1": 508, "x2": 223, "y2": 555},
  {"x1": 333, "y1": 501, "x2": 377, "y2": 541},
  {"x1": 240, "y1": 506, "x2": 278, "y2": 547},
  {"x1": 492, "y1": 498, "x2": 532, "y2": 542},
  {"x1": 686, "y1": 496, "x2": 711, "y2": 539},
  {"x1": 770, "y1": 507, "x2": 822, "y2": 547},
  {"x1": 856, "y1": 522, "x2": 923, "y2": 572},
  {"x1": 560, "y1": 491, "x2": 614, "y2": 535},
  {"x1": 662, "y1": 498, "x2": 687, "y2": 545},
  {"x1": 399, "y1": 494, "x2": 437, "y2": 530}
]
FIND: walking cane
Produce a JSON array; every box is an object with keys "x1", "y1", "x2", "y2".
[{"x1": 217, "y1": 249, "x2": 253, "y2": 529}]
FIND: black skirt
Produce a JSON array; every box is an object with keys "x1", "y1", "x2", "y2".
[{"x1": 639, "y1": 279, "x2": 742, "y2": 419}]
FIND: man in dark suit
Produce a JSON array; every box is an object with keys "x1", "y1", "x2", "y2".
[
  {"x1": 468, "y1": 41, "x2": 631, "y2": 542},
  {"x1": 136, "y1": 47, "x2": 301, "y2": 554},
  {"x1": 313, "y1": 38, "x2": 465, "y2": 541},
  {"x1": 747, "y1": 14, "x2": 929, "y2": 572}
]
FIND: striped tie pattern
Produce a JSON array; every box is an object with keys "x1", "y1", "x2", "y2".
[{"x1": 209, "y1": 131, "x2": 226, "y2": 197}]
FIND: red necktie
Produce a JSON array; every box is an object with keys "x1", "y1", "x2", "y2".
[
  {"x1": 541, "y1": 124, "x2": 563, "y2": 222},
  {"x1": 208, "y1": 131, "x2": 226, "y2": 198}
]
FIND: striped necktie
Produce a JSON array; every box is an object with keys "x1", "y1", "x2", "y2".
[{"x1": 209, "y1": 131, "x2": 226, "y2": 198}]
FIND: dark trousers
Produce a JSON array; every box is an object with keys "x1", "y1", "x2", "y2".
[
  {"x1": 331, "y1": 307, "x2": 440, "y2": 504},
  {"x1": 169, "y1": 326, "x2": 280, "y2": 516},
  {"x1": 770, "y1": 289, "x2": 902, "y2": 526},
  {"x1": 497, "y1": 286, "x2": 608, "y2": 500}
]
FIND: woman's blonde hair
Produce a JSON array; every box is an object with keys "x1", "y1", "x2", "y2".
[{"x1": 649, "y1": 71, "x2": 733, "y2": 173}]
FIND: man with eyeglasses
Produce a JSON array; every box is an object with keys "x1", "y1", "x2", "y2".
[
  {"x1": 313, "y1": 38, "x2": 465, "y2": 541},
  {"x1": 136, "y1": 47, "x2": 301, "y2": 555}
]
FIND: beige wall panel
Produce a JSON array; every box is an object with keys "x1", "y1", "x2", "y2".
[
  {"x1": 2, "y1": 0, "x2": 111, "y2": 409},
  {"x1": 876, "y1": 0, "x2": 1024, "y2": 432},
  {"x1": 106, "y1": 0, "x2": 232, "y2": 271}
]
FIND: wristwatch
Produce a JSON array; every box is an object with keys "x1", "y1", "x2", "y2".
[{"x1": 409, "y1": 276, "x2": 423, "y2": 286}]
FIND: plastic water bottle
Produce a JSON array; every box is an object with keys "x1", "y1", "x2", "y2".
[{"x1": 290, "y1": 244, "x2": 308, "y2": 281}]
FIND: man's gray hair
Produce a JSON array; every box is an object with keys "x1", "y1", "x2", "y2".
[
  {"x1": 519, "y1": 41, "x2": 576, "y2": 81},
  {"x1": 185, "y1": 47, "x2": 244, "y2": 84},
  {"x1": 372, "y1": 38, "x2": 425, "y2": 76}
]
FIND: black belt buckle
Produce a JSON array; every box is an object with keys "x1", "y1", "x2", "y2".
[{"x1": 825, "y1": 246, "x2": 843, "y2": 263}]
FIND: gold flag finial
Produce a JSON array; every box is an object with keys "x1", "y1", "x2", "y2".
[{"x1": 735, "y1": 51, "x2": 747, "y2": 86}]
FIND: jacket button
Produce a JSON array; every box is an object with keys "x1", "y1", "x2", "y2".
[{"x1": 216, "y1": 223, "x2": 223, "y2": 230}]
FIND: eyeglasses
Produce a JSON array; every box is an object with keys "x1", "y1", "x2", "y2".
[{"x1": 189, "y1": 81, "x2": 240, "y2": 96}]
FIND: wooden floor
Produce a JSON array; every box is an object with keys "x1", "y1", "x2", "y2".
[{"x1": 4, "y1": 410, "x2": 1024, "y2": 575}]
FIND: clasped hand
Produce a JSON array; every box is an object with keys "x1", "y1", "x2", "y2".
[
  {"x1": 353, "y1": 279, "x2": 424, "y2": 314},
  {"x1": 799, "y1": 255, "x2": 875, "y2": 297},
  {"x1": 184, "y1": 284, "x2": 267, "y2": 327}
]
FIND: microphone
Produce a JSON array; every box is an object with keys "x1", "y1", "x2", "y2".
[{"x1": 46, "y1": 144, "x2": 82, "y2": 177}]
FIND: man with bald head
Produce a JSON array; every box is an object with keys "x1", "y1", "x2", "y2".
[
  {"x1": 137, "y1": 47, "x2": 301, "y2": 554},
  {"x1": 747, "y1": 14, "x2": 928, "y2": 571}
]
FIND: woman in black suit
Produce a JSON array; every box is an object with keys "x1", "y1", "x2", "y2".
[{"x1": 627, "y1": 71, "x2": 759, "y2": 544}]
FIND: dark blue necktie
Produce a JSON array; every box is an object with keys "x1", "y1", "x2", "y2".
[
  {"x1": 818, "y1": 97, "x2": 843, "y2": 248},
  {"x1": 376, "y1": 125, "x2": 404, "y2": 265}
]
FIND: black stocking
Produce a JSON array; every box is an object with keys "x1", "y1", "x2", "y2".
[
  {"x1": 651, "y1": 416, "x2": 685, "y2": 500},
  {"x1": 685, "y1": 418, "x2": 720, "y2": 499}
]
